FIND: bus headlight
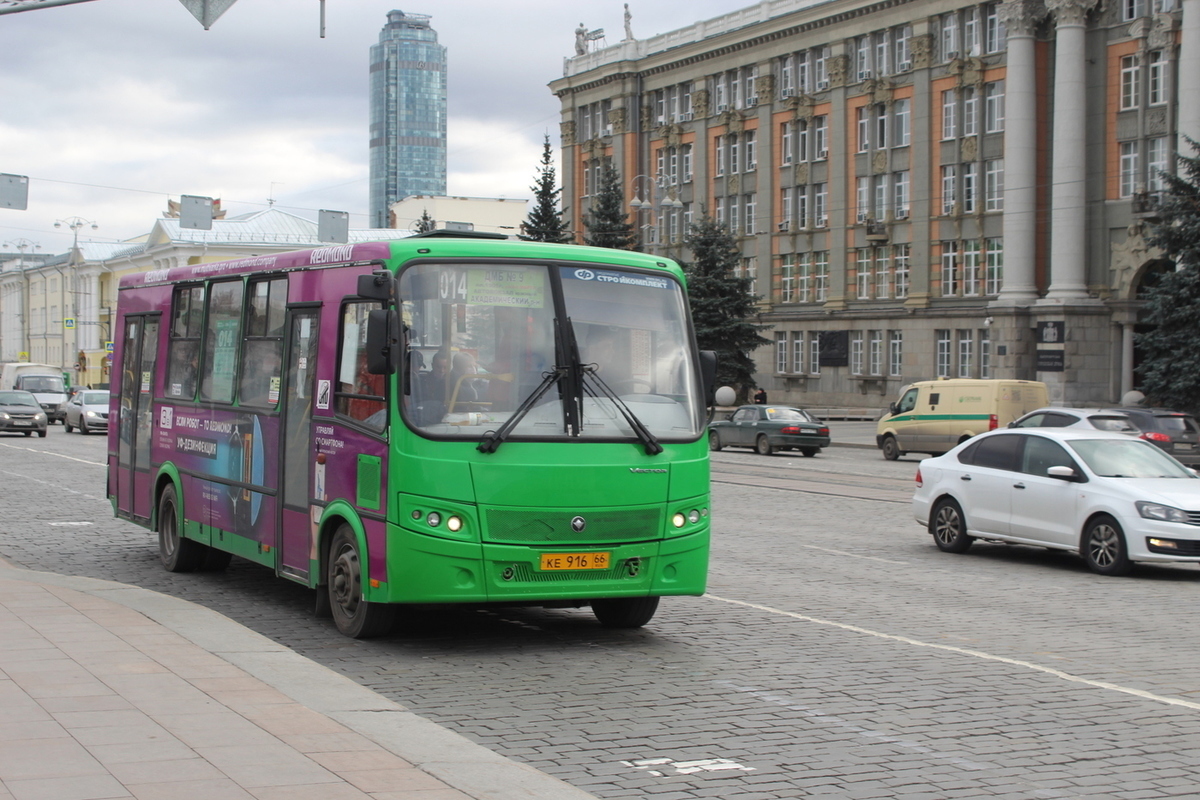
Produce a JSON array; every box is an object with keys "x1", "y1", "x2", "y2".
[
  {"x1": 688, "y1": 509, "x2": 701, "y2": 524},
  {"x1": 446, "y1": 515, "x2": 463, "y2": 532},
  {"x1": 672, "y1": 512, "x2": 686, "y2": 528},
  {"x1": 427, "y1": 512, "x2": 442, "y2": 527}
]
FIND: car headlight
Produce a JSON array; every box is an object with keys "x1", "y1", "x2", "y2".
[
  {"x1": 0, "y1": 412, "x2": 9, "y2": 421},
  {"x1": 1136, "y1": 501, "x2": 1190, "y2": 523},
  {"x1": 34, "y1": 412, "x2": 46, "y2": 422},
  {"x1": 86, "y1": 411, "x2": 99, "y2": 418}
]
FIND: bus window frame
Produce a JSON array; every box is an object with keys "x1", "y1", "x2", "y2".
[
  {"x1": 334, "y1": 297, "x2": 389, "y2": 435},
  {"x1": 198, "y1": 279, "x2": 246, "y2": 405},
  {"x1": 238, "y1": 276, "x2": 288, "y2": 410},
  {"x1": 165, "y1": 284, "x2": 206, "y2": 402}
]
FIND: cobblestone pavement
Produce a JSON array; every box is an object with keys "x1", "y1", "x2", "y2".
[{"x1": 4, "y1": 429, "x2": 1200, "y2": 799}]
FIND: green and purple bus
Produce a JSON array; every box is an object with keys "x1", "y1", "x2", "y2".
[{"x1": 108, "y1": 232, "x2": 715, "y2": 637}]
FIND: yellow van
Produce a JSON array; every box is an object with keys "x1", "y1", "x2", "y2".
[{"x1": 876, "y1": 379, "x2": 1048, "y2": 460}]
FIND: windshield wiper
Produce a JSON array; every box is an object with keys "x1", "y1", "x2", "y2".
[
  {"x1": 477, "y1": 366, "x2": 567, "y2": 454},
  {"x1": 581, "y1": 366, "x2": 664, "y2": 456}
]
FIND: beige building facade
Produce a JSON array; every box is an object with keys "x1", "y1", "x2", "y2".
[{"x1": 550, "y1": 0, "x2": 1200, "y2": 408}]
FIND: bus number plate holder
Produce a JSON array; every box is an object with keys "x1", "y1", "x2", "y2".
[{"x1": 539, "y1": 552, "x2": 611, "y2": 571}]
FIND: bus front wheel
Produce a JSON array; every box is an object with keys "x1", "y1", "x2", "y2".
[
  {"x1": 158, "y1": 484, "x2": 205, "y2": 573},
  {"x1": 591, "y1": 596, "x2": 659, "y2": 628},
  {"x1": 327, "y1": 524, "x2": 395, "y2": 639}
]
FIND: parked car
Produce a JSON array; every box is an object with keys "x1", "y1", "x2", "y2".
[
  {"x1": 1009, "y1": 407, "x2": 1138, "y2": 433},
  {"x1": 1103, "y1": 407, "x2": 1200, "y2": 467},
  {"x1": 709, "y1": 405, "x2": 830, "y2": 456},
  {"x1": 0, "y1": 390, "x2": 48, "y2": 437},
  {"x1": 64, "y1": 389, "x2": 111, "y2": 435},
  {"x1": 912, "y1": 428, "x2": 1200, "y2": 576}
]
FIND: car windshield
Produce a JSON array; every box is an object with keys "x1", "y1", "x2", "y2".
[
  {"x1": 399, "y1": 262, "x2": 703, "y2": 442},
  {"x1": 20, "y1": 376, "x2": 64, "y2": 393},
  {"x1": 83, "y1": 392, "x2": 109, "y2": 405},
  {"x1": 0, "y1": 392, "x2": 37, "y2": 407},
  {"x1": 765, "y1": 408, "x2": 812, "y2": 422},
  {"x1": 1068, "y1": 438, "x2": 1195, "y2": 478}
]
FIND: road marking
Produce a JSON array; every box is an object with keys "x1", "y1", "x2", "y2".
[
  {"x1": 707, "y1": 593, "x2": 1200, "y2": 713},
  {"x1": 0, "y1": 442, "x2": 105, "y2": 468},
  {"x1": 793, "y1": 544, "x2": 907, "y2": 564},
  {"x1": 47, "y1": 521, "x2": 94, "y2": 527},
  {"x1": 622, "y1": 757, "x2": 756, "y2": 777}
]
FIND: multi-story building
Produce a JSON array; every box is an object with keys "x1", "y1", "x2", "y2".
[
  {"x1": 368, "y1": 9, "x2": 448, "y2": 228},
  {"x1": 550, "y1": 0, "x2": 1200, "y2": 408}
]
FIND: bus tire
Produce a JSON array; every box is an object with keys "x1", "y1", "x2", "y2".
[
  {"x1": 591, "y1": 596, "x2": 659, "y2": 629},
  {"x1": 327, "y1": 524, "x2": 395, "y2": 639},
  {"x1": 158, "y1": 484, "x2": 205, "y2": 573},
  {"x1": 201, "y1": 548, "x2": 233, "y2": 572}
]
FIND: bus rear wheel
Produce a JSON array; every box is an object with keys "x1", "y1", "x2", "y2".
[
  {"x1": 328, "y1": 524, "x2": 395, "y2": 639},
  {"x1": 591, "y1": 596, "x2": 659, "y2": 628},
  {"x1": 158, "y1": 484, "x2": 205, "y2": 573}
]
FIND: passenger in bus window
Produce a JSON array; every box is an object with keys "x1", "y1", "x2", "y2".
[
  {"x1": 241, "y1": 346, "x2": 281, "y2": 406},
  {"x1": 169, "y1": 342, "x2": 199, "y2": 398},
  {"x1": 449, "y1": 351, "x2": 479, "y2": 410}
]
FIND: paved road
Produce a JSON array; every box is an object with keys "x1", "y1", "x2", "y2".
[{"x1": 4, "y1": 426, "x2": 1200, "y2": 798}]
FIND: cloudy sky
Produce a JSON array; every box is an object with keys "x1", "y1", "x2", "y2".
[{"x1": 0, "y1": 0, "x2": 738, "y2": 253}]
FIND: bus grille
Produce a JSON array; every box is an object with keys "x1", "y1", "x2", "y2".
[
  {"x1": 503, "y1": 562, "x2": 634, "y2": 582},
  {"x1": 484, "y1": 508, "x2": 661, "y2": 544}
]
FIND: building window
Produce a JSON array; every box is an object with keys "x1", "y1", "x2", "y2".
[
  {"x1": 876, "y1": 248, "x2": 891, "y2": 299},
  {"x1": 797, "y1": 187, "x2": 809, "y2": 228},
  {"x1": 1148, "y1": 50, "x2": 1167, "y2": 105},
  {"x1": 889, "y1": 330, "x2": 903, "y2": 376},
  {"x1": 1120, "y1": 55, "x2": 1140, "y2": 110},
  {"x1": 850, "y1": 331, "x2": 865, "y2": 375},
  {"x1": 964, "y1": 7, "x2": 982, "y2": 56},
  {"x1": 814, "y1": 184, "x2": 828, "y2": 227},
  {"x1": 857, "y1": 249, "x2": 872, "y2": 299},
  {"x1": 963, "y1": 239, "x2": 982, "y2": 296},
  {"x1": 963, "y1": 162, "x2": 978, "y2": 213},
  {"x1": 942, "y1": 89, "x2": 958, "y2": 140},
  {"x1": 980, "y1": 329, "x2": 992, "y2": 378},
  {"x1": 896, "y1": 25, "x2": 912, "y2": 70},
  {"x1": 777, "y1": 332, "x2": 789, "y2": 373},
  {"x1": 856, "y1": 36, "x2": 871, "y2": 81},
  {"x1": 963, "y1": 86, "x2": 979, "y2": 135},
  {"x1": 810, "y1": 334, "x2": 821, "y2": 376},
  {"x1": 814, "y1": 116, "x2": 828, "y2": 158},
  {"x1": 984, "y1": 81, "x2": 1005, "y2": 132},
  {"x1": 875, "y1": 103, "x2": 889, "y2": 149},
  {"x1": 985, "y1": 159, "x2": 1004, "y2": 211},
  {"x1": 985, "y1": 3, "x2": 1006, "y2": 53},
  {"x1": 869, "y1": 330, "x2": 884, "y2": 376},
  {"x1": 742, "y1": 256, "x2": 757, "y2": 296},
  {"x1": 781, "y1": 186, "x2": 793, "y2": 228},
  {"x1": 814, "y1": 251, "x2": 829, "y2": 302},
  {"x1": 744, "y1": 193, "x2": 757, "y2": 235},
  {"x1": 857, "y1": 106, "x2": 871, "y2": 152},
  {"x1": 1123, "y1": 0, "x2": 1146, "y2": 20},
  {"x1": 985, "y1": 238, "x2": 1003, "y2": 295},
  {"x1": 781, "y1": 257, "x2": 796, "y2": 303},
  {"x1": 942, "y1": 165, "x2": 958, "y2": 214},
  {"x1": 1119, "y1": 141, "x2": 1139, "y2": 198},
  {"x1": 958, "y1": 330, "x2": 974, "y2": 378},
  {"x1": 894, "y1": 245, "x2": 910, "y2": 299},
  {"x1": 936, "y1": 330, "x2": 952, "y2": 377},
  {"x1": 857, "y1": 177, "x2": 871, "y2": 222},
  {"x1": 792, "y1": 331, "x2": 806, "y2": 373},
  {"x1": 894, "y1": 171, "x2": 911, "y2": 218},
  {"x1": 874, "y1": 175, "x2": 889, "y2": 220},
  {"x1": 941, "y1": 241, "x2": 960, "y2": 296},
  {"x1": 797, "y1": 253, "x2": 812, "y2": 302},
  {"x1": 744, "y1": 131, "x2": 757, "y2": 172},
  {"x1": 894, "y1": 99, "x2": 910, "y2": 146},
  {"x1": 1148, "y1": 137, "x2": 1168, "y2": 191},
  {"x1": 781, "y1": 121, "x2": 794, "y2": 165},
  {"x1": 715, "y1": 135, "x2": 727, "y2": 176},
  {"x1": 941, "y1": 13, "x2": 959, "y2": 61}
]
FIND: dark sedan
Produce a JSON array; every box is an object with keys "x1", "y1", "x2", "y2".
[
  {"x1": 709, "y1": 405, "x2": 831, "y2": 456},
  {"x1": 0, "y1": 390, "x2": 48, "y2": 437}
]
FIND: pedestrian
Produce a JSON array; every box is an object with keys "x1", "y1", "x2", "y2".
[{"x1": 753, "y1": 387, "x2": 767, "y2": 404}]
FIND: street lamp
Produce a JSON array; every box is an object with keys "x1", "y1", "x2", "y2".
[
  {"x1": 54, "y1": 217, "x2": 99, "y2": 261},
  {"x1": 628, "y1": 175, "x2": 684, "y2": 247}
]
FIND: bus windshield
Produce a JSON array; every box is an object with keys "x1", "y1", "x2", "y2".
[{"x1": 400, "y1": 262, "x2": 703, "y2": 442}]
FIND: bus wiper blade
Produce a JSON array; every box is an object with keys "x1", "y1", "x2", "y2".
[
  {"x1": 582, "y1": 366, "x2": 664, "y2": 456},
  {"x1": 477, "y1": 367, "x2": 567, "y2": 454}
]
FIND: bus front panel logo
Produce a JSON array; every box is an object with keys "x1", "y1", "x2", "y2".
[
  {"x1": 570, "y1": 516, "x2": 587, "y2": 532},
  {"x1": 574, "y1": 269, "x2": 595, "y2": 281}
]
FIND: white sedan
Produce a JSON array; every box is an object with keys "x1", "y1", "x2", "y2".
[{"x1": 912, "y1": 428, "x2": 1200, "y2": 576}]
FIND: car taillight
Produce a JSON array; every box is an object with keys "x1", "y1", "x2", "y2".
[
  {"x1": 818, "y1": 427, "x2": 829, "y2": 436},
  {"x1": 988, "y1": 414, "x2": 998, "y2": 430},
  {"x1": 781, "y1": 426, "x2": 801, "y2": 435},
  {"x1": 1141, "y1": 431, "x2": 1172, "y2": 443},
  {"x1": 915, "y1": 466, "x2": 923, "y2": 488}
]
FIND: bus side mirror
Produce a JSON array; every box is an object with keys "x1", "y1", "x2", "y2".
[
  {"x1": 699, "y1": 350, "x2": 718, "y2": 405},
  {"x1": 357, "y1": 272, "x2": 392, "y2": 301},
  {"x1": 365, "y1": 309, "x2": 398, "y2": 375}
]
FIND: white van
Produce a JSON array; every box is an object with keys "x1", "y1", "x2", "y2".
[{"x1": 876, "y1": 378, "x2": 1048, "y2": 460}]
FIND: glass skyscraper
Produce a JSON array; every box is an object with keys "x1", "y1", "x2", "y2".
[{"x1": 369, "y1": 10, "x2": 447, "y2": 228}]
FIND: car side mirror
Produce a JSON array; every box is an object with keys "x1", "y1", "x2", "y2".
[
  {"x1": 1007, "y1": 421, "x2": 1017, "y2": 428},
  {"x1": 888, "y1": 401, "x2": 898, "y2": 415},
  {"x1": 1047, "y1": 465, "x2": 1078, "y2": 481}
]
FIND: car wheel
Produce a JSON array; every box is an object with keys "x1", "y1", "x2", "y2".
[
  {"x1": 158, "y1": 484, "x2": 205, "y2": 573},
  {"x1": 591, "y1": 596, "x2": 659, "y2": 628},
  {"x1": 755, "y1": 434, "x2": 774, "y2": 456},
  {"x1": 708, "y1": 431, "x2": 723, "y2": 451},
  {"x1": 328, "y1": 524, "x2": 396, "y2": 638},
  {"x1": 1083, "y1": 515, "x2": 1132, "y2": 576},
  {"x1": 37, "y1": 429, "x2": 46, "y2": 438},
  {"x1": 80, "y1": 418, "x2": 90, "y2": 435},
  {"x1": 23, "y1": 431, "x2": 31, "y2": 437},
  {"x1": 801, "y1": 447, "x2": 818, "y2": 457},
  {"x1": 930, "y1": 498, "x2": 973, "y2": 553},
  {"x1": 881, "y1": 435, "x2": 900, "y2": 461},
  {"x1": 65, "y1": 419, "x2": 73, "y2": 433}
]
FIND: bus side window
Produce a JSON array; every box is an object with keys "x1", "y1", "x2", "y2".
[
  {"x1": 337, "y1": 302, "x2": 386, "y2": 431},
  {"x1": 200, "y1": 281, "x2": 245, "y2": 404},
  {"x1": 239, "y1": 278, "x2": 287, "y2": 407},
  {"x1": 167, "y1": 285, "x2": 205, "y2": 399}
]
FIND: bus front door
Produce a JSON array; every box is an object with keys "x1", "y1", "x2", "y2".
[
  {"x1": 278, "y1": 309, "x2": 319, "y2": 580},
  {"x1": 115, "y1": 316, "x2": 159, "y2": 521}
]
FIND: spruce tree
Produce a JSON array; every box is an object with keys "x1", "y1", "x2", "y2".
[
  {"x1": 681, "y1": 215, "x2": 772, "y2": 399},
  {"x1": 519, "y1": 135, "x2": 573, "y2": 243},
  {"x1": 416, "y1": 209, "x2": 436, "y2": 233},
  {"x1": 1135, "y1": 137, "x2": 1200, "y2": 415},
  {"x1": 582, "y1": 163, "x2": 640, "y2": 251}
]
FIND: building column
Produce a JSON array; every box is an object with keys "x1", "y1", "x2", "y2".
[
  {"x1": 1043, "y1": 0, "x2": 1098, "y2": 301},
  {"x1": 994, "y1": 0, "x2": 1045, "y2": 305},
  {"x1": 1120, "y1": 320, "x2": 1135, "y2": 400},
  {"x1": 1180, "y1": 0, "x2": 1200, "y2": 146}
]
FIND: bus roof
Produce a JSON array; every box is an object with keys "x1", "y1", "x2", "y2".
[{"x1": 119, "y1": 238, "x2": 685, "y2": 290}]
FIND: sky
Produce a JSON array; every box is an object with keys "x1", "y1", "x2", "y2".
[{"x1": 0, "y1": 0, "x2": 739, "y2": 254}]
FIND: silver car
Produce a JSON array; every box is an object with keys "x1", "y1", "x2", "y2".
[{"x1": 64, "y1": 390, "x2": 111, "y2": 435}]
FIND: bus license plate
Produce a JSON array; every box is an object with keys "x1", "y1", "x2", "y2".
[{"x1": 540, "y1": 552, "x2": 611, "y2": 571}]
